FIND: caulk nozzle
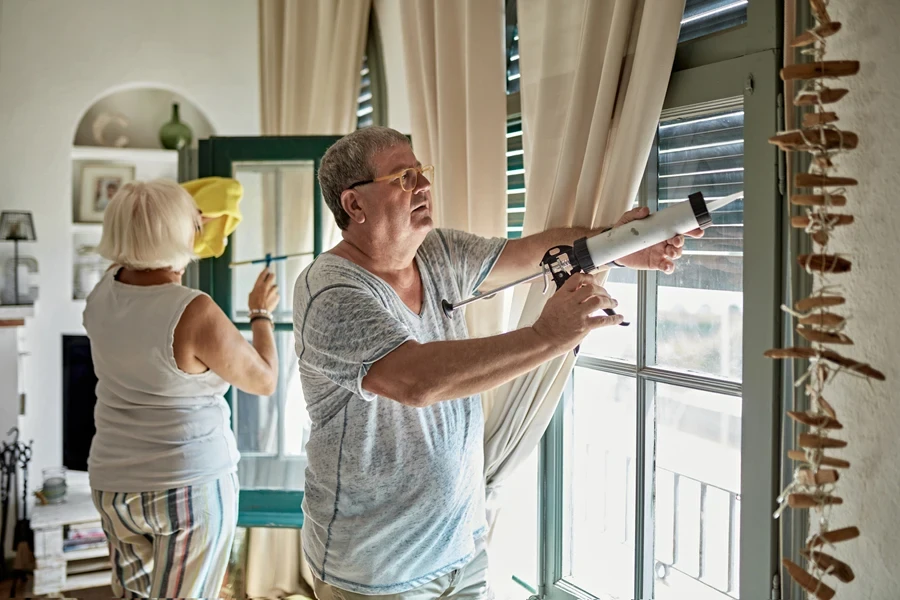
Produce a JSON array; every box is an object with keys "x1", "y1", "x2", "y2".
[{"x1": 706, "y1": 192, "x2": 744, "y2": 213}]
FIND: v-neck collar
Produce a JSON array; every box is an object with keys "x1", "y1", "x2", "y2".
[{"x1": 321, "y1": 252, "x2": 428, "y2": 320}]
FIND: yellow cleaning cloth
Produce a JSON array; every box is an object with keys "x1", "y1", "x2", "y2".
[{"x1": 182, "y1": 177, "x2": 243, "y2": 259}]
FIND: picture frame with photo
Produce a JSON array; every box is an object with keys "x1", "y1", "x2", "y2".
[{"x1": 78, "y1": 163, "x2": 135, "y2": 222}]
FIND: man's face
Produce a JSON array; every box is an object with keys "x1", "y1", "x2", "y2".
[{"x1": 352, "y1": 144, "x2": 433, "y2": 242}]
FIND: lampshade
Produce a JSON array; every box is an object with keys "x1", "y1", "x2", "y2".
[{"x1": 0, "y1": 211, "x2": 36, "y2": 242}]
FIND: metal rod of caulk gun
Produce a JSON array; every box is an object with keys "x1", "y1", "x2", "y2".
[{"x1": 442, "y1": 269, "x2": 547, "y2": 316}]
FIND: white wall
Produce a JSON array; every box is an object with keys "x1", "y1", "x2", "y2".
[
  {"x1": 817, "y1": 1, "x2": 900, "y2": 597},
  {"x1": 0, "y1": 0, "x2": 260, "y2": 483}
]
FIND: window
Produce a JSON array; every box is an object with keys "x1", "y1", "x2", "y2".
[
  {"x1": 357, "y1": 14, "x2": 386, "y2": 129},
  {"x1": 506, "y1": 17, "x2": 524, "y2": 239},
  {"x1": 357, "y1": 54, "x2": 375, "y2": 129},
  {"x1": 679, "y1": 0, "x2": 749, "y2": 42},
  {"x1": 558, "y1": 106, "x2": 745, "y2": 600},
  {"x1": 536, "y1": 2, "x2": 783, "y2": 600}
]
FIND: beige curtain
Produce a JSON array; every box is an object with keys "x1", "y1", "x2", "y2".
[
  {"x1": 246, "y1": 1, "x2": 371, "y2": 598},
  {"x1": 400, "y1": 0, "x2": 509, "y2": 339},
  {"x1": 482, "y1": 0, "x2": 685, "y2": 538}
]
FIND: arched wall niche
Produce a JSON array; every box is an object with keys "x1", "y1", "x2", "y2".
[{"x1": 73, "y1": 84, "x2": 216, "y2": 149}]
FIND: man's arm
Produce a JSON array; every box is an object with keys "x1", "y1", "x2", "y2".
[
  {"x1": 482, "y1": 206, "x2": 703, "y2": 288},
  {"x1": 364, "y1": 273, "x2": 621, "y2": 407},
  {"x1": 482, "y1": 225, "x2": 609, "y2": 288}
]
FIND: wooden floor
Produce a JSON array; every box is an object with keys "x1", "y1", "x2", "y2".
[{"x1": 0, "y1": 576, "x2": 112, "y2": 598}]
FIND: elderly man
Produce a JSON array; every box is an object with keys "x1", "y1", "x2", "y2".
[{"x1": 294, "y1": 126, "x2": 695, "y2": 599}]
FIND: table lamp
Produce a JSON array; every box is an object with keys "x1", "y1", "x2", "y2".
[{"x1": 0, "y1": 211, "x2": 37, "y2": 305}]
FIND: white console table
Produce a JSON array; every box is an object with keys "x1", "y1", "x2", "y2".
[{"x1": 31, "y1": 471, "x2": 111, "y2": 596}]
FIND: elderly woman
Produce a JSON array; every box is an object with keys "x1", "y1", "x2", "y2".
[{"x1": 82, "y1": 179, "x2": 278, "y2": 598}]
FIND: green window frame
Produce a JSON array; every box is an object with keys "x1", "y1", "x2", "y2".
[
  {"x1": 195, "y1": 16, "x2": 387, "y2": 529},
  {"x1": 533, "y1": 2, "x2": 785, "y2": 599}
]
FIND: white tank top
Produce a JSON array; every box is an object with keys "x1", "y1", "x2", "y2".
[{"x1": 83, "y1": 268, "x2": 239, "y2": 492}]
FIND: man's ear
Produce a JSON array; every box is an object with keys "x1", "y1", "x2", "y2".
[{"x1": 340, "y1": 189, "x2": 366, "y2": 225}]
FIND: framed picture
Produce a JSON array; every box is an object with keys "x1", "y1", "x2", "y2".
[{"x1": 78, "y1": 164, "x2": 135, "y2": 222}]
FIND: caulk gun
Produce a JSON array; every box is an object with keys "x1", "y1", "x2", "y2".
[{"x1": 441, "y1": 191, "x2": 743, "y2": 320}]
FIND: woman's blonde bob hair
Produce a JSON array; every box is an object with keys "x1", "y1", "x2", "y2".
[{"x1": 96, "y1": 179, "x2": 199, "y2": 271}]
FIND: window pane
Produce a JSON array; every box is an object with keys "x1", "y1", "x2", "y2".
[
  {"x1": 578, "y1": 270, "x2": 637, "y2": 362},
  {"x1": 564, "y1": 369, "x2": 636, "y2": 599},
  {"x1": 653, "y1": 383, "x2": 741, "y2": 600},
  {"x1": 654, "y1": 109, "x2": 743, "y2": 379},
  {"x1": 679, "y1": 0, "x2": 748, "y2": 43},
  {"x1": 235, "y1": 331, "x2": 309, "y2": 491},
  {"x1": 230, "y1": 162, "x2": 316, "y2": 324}
]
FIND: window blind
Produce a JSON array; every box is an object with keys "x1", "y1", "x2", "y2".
[
  {"x1": 357, "y1": 55, "x2": 374, "y2": 129},
  {"x1": 657, "y1": 110, "x2": 744, "y2": 292},
  {"x1": 679, "y1": 0, "x2": 749, "y2": 42}
]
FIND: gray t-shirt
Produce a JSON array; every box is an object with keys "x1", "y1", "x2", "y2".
[{"x1": 293, "y1": 228, "x2": 507, "y2": 594}]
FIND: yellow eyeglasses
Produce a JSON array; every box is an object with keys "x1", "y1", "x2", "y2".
[{"x1": 348, "y1": 165, "x2": 434, "y2": 192}]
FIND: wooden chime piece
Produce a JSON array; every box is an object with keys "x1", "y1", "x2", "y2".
[
  {"x1": 765, "y1": 346, "x2": 885, "y2": 380},
  {"x1": 795, "y1": 295, "x2": 845, "y2": 311},
  {"x1": 792, "y1": 214, "x2": 855, "y2": 228},
  {"x1": 795, "y1": 88, "x2": 849, "y2": 106},
  {"x1": 798, "y1": 254, "x2": 852, "y2": 274},
  {"x1": 783, "y1": 558, "x2": 836, "y2": 600},
  {"x1": 816, "y1": 396, "x2": 838, "y2": 420},
  {"x1": 809, "y1": 0, "x2": 832, "y2": 24},
  {"x1": 798, "y1": 312, "x2": 846, "y2": 328},
  {"x1": 797, "y1": 326, "x2": 853, "y2": 345},
  {"x1": 781, "y1": 61, "x2": 860, "y2": 81},
  {"x1": 769, "y1": 129, "x2": 858, "y2": 151},
  {"x1": 791, "y1": 22, "x2": 842, "y2": 47},
  {"x1": 803, "y1": 111, "x2": 839, "y2": 127},
  {"x1": 788, "y1": 411, "x2": 843, "y2": 429},
  {"x1": 808, "y1": 526, "x2": 860, "y2": 548},
  {"x1": 792, "y1": 194, "x2": 847, "y2": 207},
  {"x1": 788, "y1": 449, "x2": 851, "y2": 469},
  {"x1": 799, "y1": 433, "x2": 847, "y2": 449},
  {"x1": 788, "y1": 493, "x2": 843, "y2": 508},
  {"x1": 800, "y1": 550, "x2": 856, "y2": 583},
  {"x1": 797, "y1": 467, "x2": 841, "y2": 485},
  {"x1": 795, "y1": 173, "x2": 858, "y2": 187}
]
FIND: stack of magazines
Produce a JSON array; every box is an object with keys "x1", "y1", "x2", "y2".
[{"x1": 63, "y1": 522, "x2": 107, "y2": 553}]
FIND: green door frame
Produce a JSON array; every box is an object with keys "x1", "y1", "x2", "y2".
[{"x1": 198, "y1": 135, "x2": 342, "y2": 527}]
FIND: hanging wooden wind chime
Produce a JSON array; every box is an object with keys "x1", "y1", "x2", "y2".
[{"x1": 766, "y1": 1, "x2": 885, "y2": 598}]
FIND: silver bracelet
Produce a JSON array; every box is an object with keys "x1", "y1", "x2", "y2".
[{"x1": 249, "y1": 308, "x2": 272, "y2": 318}]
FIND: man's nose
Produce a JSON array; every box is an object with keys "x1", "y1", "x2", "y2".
[{"x1": 415, "y1": 172, "x2": 431, "y2": 192}]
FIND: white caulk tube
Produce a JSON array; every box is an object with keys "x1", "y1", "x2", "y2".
[
  {"x1": 440, "y1": 190, "x2": 743, "y2": 317},
  {"x1": 573, "y1": 191, "x2": 743, "y2": 272}
]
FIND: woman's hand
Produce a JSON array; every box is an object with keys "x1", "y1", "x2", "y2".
[
  {"x1": 613, "y1": 206, "x2": 704, "y2": 273},
  {"x1": 248, "y1": 268, "x2": 279, "y2": 313}
]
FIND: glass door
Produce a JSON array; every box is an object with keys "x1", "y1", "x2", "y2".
[{"x1": 198, "y1": 136, "x2": 341, "y2": 527}]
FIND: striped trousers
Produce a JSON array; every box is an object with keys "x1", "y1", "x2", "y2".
[{"x1": 92, "y1": 473, "x2": 239, "y2": 599}]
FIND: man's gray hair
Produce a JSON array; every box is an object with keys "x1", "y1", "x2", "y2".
[{"x1": 319, "y1": 126, "x2": 411, "y2": 230}]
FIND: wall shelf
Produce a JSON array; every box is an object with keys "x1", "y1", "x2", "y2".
[
  {"x1": 0, "y1": 305, "x2": 35, "y2": 320},
  {"x1": 71, "y1": 145, "x2": 178, "y2": 163}
]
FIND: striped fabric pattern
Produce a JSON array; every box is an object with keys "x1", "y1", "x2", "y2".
[{"x1": 92, "y1": 473, "x2": 239, "y2": 599}]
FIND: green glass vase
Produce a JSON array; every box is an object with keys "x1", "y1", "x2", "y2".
[{"x1": 159, "y1": 102, "x2": 193, "y2": 150}]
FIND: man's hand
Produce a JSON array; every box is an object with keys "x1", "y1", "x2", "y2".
[
  {"x1": 612, "y1": 207, "x2": 704, "y2": 274},
  {"x1": 532, "y1": 273, "x2": 624, "y2": 351}
]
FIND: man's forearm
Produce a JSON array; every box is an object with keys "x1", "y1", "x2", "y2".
[
  {"x1": 484, "y1": 225, "x2": 610, "y2": 287},
  {"x1": 363, "y1": 326, "x2": 567, "y2": 407}
]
